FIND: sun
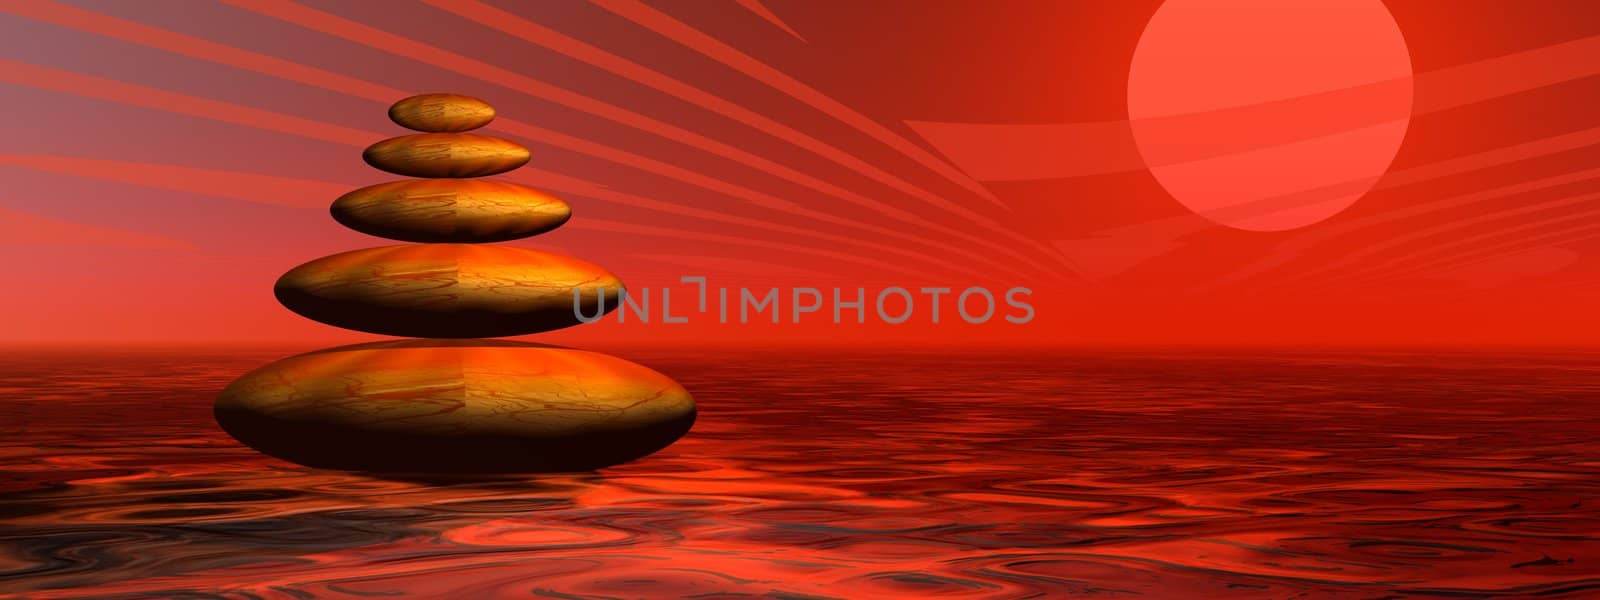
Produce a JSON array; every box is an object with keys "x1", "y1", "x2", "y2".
[{"x1": 1128, "y1": 0, "x2": 1414, "y2": 231}]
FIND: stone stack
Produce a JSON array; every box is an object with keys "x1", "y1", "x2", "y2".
[{"x1": 215, "y1": 94, "x2": 695, "y2": 474}]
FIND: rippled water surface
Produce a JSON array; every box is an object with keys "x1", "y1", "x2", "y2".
[{"x1": 1, "y1": 347, "x2": 1597, "y2": 598}]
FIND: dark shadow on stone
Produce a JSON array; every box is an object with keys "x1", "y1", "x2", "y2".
[
  {"x1": 367, "y1": 471, "x2": 608, "y2": 492},
  {"x1": 286, "y1": 337, "x2": 574, "y2": 358},
  {"x1": 217, "y1": 406, "x2": 696, "y2": 476},
  {"x1": 274, "y1": 285, "x2": 618, "y2": 338}
]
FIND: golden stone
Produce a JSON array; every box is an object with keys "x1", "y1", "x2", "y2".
[
  {"x1": 388, "y1": 93, "x2": 496, "y2": 132},
  {"x1": 274, "y1": 244, "x2": 622, "y2": 338},
  {"x1": 219, "y1": 93, "x2": 693, "y2": 475},
  {"x1": 363, "y1": 133, "x2": 530, "y2": 178},
  {"x1": 215, "y1": 340, "x2": 696, "y2": 473},
  {"x1": 331, "y1": 179, "x2": 571, "y2": 243}
]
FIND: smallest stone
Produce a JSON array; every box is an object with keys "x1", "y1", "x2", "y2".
[{"x1": 389, "y1": 93, "x2": 495, "y2": 132}]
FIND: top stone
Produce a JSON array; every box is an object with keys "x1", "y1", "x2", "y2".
[{"x1": 389, "y1": 94, "x2": 496, "y2": 132}]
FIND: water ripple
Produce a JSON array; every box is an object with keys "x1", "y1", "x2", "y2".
[{"x1": 0, "y1": 348, "x2": 1596, "y2": 598}]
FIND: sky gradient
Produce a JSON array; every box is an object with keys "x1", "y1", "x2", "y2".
[{"x1": 2, "y1": 0, "x2": 1599, "y2": 347}]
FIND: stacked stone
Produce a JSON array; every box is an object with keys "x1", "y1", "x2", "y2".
[{"x1": 215, "y1": 94, "x2": 696, "y2": 474}]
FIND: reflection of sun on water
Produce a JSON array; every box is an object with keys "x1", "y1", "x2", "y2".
[{"x1": 1128, "y1": 0, "x2": 1414, "y2": 231}]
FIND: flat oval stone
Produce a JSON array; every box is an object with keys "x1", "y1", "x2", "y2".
[
  {"x1": 275, "y1": 244, "x2": 621, "y2": 338},
  {"x1": 389, "y1": 93, "x2": 495, "y2": 132},
  {"x1": 363, "y1": 134, "x2": 530, "y2": 178},
  {"x1": 215, "y1": 340, "x2": 695, "y2": 473},
  {"x1": 331, "y1": 179, "x2": 570, "y2": 243}
]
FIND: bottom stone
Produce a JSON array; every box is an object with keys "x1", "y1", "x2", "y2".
[{"x1": 215, "y1": 339, "x2": 695, "y2": 474}]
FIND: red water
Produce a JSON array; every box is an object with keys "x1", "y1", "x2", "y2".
[{"x1": 1, "y1": 348, "x2": 1597, "y2": 598}]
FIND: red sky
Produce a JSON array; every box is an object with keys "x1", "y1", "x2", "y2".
[{"x1": 2, "y1": 0, "x2": 1599, "y2": 347}]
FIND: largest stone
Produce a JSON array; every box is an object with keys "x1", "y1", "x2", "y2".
[
  {"x1": 275, "y1": 244, "x2": 621, "y2": 338},
  {"x1": 215, "y1": 340, "x2": 696, "y2": 473}
]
